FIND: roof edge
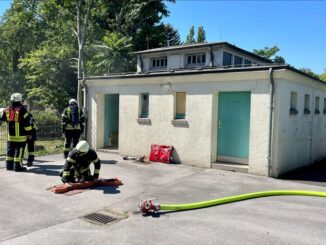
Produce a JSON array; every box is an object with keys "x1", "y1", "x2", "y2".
[{"x1": 82, "y1": 65, "x2": 325, "y2": 85}]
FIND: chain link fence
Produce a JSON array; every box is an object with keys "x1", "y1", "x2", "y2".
[{"x1": 0, "y1": 121, "x2": 64, "y2": 157}]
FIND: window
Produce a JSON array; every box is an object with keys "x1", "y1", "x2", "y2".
[
  {"x1": 244, "y1": 59, "x2": 252, "y2": 67},
  {"x1": 234, "y1": 56, "x2": 243, "y2": 67},
  {"x1": 315, "y1": 96, "x2": 320, "y2": 114},
  {"x1": 223, "y1": 52, "x2": 232, "y2": 67},
  {"x1": 304, "y1": 94, "x2": 310, "y2": 114},
  {"x1": 186, "y1": 53, "x2": 206, "y2": 65},
  {"x1": 175, "y1": 92, "x2": 186, "y2": 119},
  {"x1": 324, "y1": 98, "x2": 326, "y2": 114},
  {"x1": 290, "y1": 92, "x2": 298, "y2": 114},
  {"x1": 140, "y1": 93, "x2": 149, "y2": 118},
  {"x1": 151, "y1": 57, "x2": 167, "y2": 69}
]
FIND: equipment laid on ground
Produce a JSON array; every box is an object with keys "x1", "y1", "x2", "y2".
[
  {"x1": 149, "y1": 144, "x2": 173, "y2": 163},
  {"x1": 138, "y1": 190, "x2": 326, "y2": 215},
  {"x1": 49, "y1": 178, "x2": 123, "y2": 194}
]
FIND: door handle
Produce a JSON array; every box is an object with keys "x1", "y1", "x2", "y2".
[{"x1": 218, "y1": 120, "x2": 222, "y2": 128}]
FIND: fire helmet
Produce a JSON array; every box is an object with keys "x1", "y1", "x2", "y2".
[
  {"x1": 76, "y1": 140, "x2": 89, "y2": 154},
  {"x1": 69, "y1": 98, "x2": 77, "y2": 105},
  {"x1": 10, "y1": 93, "x2": 23, "y2": 102}
]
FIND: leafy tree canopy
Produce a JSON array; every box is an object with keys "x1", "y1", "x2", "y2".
[{"x1": 253, "y1": 45, "x2": 285, "y2": 64}]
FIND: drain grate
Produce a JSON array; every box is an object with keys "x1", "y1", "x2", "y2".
[{"x1": 82, "y1": 213, "x2": 117, "y2": 225}]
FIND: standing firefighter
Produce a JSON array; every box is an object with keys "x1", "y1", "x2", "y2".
[
  {"x1": 61, "y1": 140, "x2": 101, "y2": 183},
  {"x1": 1, "y1": 93, "x2": 32, "y2": 171},
  {"x1": 61, "y1": 99, "x2": 85, "y2": 159},
  {"x1": 25, "y1": 112, "x2": 37, "y2": 166}
]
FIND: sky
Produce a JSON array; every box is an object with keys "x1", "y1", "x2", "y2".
[{"x1": 0, "y1": 0, "x2": 325, "y2": 74}]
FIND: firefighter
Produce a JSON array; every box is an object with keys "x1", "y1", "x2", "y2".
[
  {"x1": 61, "y1": 98, "x2": 85, "y2": 159},
  {"x1": 61, "y1": 140, "x2": 101, "y2": 183},
  {"x1": 1, "y1": 93, "x2": 32, "y2": 171},
  {"x1": 25, "y1": 111, "x2": 37, "y2": 166}
]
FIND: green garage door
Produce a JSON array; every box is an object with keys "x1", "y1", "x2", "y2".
[{"x1": 217, "y1": 92, "x2": 251, "y2": 163}]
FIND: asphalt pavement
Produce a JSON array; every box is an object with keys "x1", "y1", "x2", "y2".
[{"x1": 1, "y1": 153, "x2": 326, "y2": 245}]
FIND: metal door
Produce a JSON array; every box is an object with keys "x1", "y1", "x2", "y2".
[{"x1": 217, "y1": 92, "x2": 251, "y2": 163}]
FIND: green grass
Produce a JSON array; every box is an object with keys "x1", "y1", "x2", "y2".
[{"x1": 34, "y1": 139, "x2": 64, "y2": 156}]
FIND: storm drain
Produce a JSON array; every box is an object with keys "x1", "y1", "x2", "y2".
[{"x1": 82, "y1": 213, "x2": 117, "y2": 225}]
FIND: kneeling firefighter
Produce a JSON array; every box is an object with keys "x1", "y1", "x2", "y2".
[{"x1": 61, "y1": 140, "x2": 101, "y2": 183}]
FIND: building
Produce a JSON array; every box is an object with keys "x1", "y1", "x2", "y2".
[{"x1": 83, "y1": 42, "x2": 326, "y2": 177}]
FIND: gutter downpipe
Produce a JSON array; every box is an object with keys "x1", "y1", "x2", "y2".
[
  {"x1": 268, "y1": 67, "x2": 275, "y2": 177},
  {"x1": 82, "y1": 78, "x2": 88, "y2": 141}
]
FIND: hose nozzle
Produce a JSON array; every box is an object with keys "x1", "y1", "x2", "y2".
[{"x1": 138, "y1": 199, "x2": 160, "y2": 215}]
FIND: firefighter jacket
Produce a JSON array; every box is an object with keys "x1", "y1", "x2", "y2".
[
  {"x1": 62, "y1": 148, "x2": 101, "y2": 179},
  {"x1": 61, "y1": 105, "x2": 85, "y2": 132},
  {"x1": 1, "y1": 103, "x2": 32, "y2": 142}
]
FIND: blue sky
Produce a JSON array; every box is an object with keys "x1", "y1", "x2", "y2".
[
  {"x1": 1, "y1": 0, "x2": 325, "y2": 74},
  {"x1": 164, "y1": 1, "x2": 326, "y2": 74}
]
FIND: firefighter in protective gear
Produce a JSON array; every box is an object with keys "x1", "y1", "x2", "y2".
[
  {"x1": 25, "y1": 111, "x2": 37, "y2": 166},
  {"x1": 0, "y1": 93, "x2": 32, "y2": 171},
  {"x1": 61, "y1": 98, "x2": 85, "y2": 159},
  {"x1": 61, "y1": 140, "x2": 101, "y2": 183}
]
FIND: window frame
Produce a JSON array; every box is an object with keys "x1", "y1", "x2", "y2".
[
  {"x1": 150, "y1": 57, "x2": 167, "y2": 70},
  {"x1": 222, "y1": 51, "x2": 233, "y2": 68},
  {"x1": 315, "y1": 96, "x2": 320, "y2": 114},
  {"x1": 234, "y1": 55, "x2": 243, "y2": 67},
  {"x1": 186, "y1": 53, "x2": 206, "y2": 66},
  {"x1": 139, "y1": 93, "x2": 149, "y2": 118},
  {"x1": 290, "y1": 91, "x2": 298, "y2": 115},
  {"x1": 175, "y1": 92, "x2": 186, "y2": 120},
  {"x1": 304, "y1": 94, "x2": 311, "y2": 114}
]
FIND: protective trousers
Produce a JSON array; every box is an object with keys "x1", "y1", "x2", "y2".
[
  {"x1": 27, "y1": 138, "x2": 35, "y2": 164},
  {"x1": 6, "y1": 141, "x2": 26, "y2": 171},
  {"x1": 63, "y1": 130, "x2": 81, "y2": 158}
]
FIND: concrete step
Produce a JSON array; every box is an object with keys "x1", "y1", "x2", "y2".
[
  {"x1": 97, "y1": 148, "x2": 119, "y2": 155},
  {"x1": 212, "y1": 162, "x2": 248, "y2": 173}
]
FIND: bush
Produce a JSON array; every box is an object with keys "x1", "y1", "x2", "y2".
[{"x1": 30, "y1": 110, "x2": 62, "y2": 139}]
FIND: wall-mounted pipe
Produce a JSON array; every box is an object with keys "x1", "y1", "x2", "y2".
[
  {"x1": 82, "y1": 78, "x2": 88, "y2": 141},
  {"x1": 268, "y1": 67, "x2": 275, "y2": 177}
]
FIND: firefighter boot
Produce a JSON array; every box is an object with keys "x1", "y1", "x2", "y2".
[
  {"x1": 14, "y1": 163, "x2": 27, "y2": 172},
  {"x1": 6, "y1": 161, "x2": 14, "y2": 171}
]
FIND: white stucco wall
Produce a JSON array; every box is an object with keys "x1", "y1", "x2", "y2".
[
  {"x1": 86, "y1": 70, "x2": 272, "y2": 174},
  {"x1": 272, "y1": 71, "x2": 326, "y2": 176}
]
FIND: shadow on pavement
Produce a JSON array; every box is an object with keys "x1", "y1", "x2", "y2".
[
  {"x1": 101, "y1": 160, "x2": 118, "y2": 164},
  {"x1": 95, "y1": 186, "x2": 121, "y2": 194},
  {"x1": 279, "y1": 161, "x2": 326, "y2": 187},
  {"x1": 25, "y1": 164, "x2": 62, "y2": 176}
]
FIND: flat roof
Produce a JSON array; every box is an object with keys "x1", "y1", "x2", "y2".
[
  {"x1": 132, "y1": 41, "x2": 272, "y2": 64},
  {"x1": 82, "y1": 65, "x2": 325, "y2": 85}
]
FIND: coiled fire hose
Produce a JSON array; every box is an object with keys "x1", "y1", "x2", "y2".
[{"x1": 139, "y1": 190, "x2": 326, "y2": 215}]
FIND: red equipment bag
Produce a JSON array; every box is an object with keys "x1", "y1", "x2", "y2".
[{"x1": 149, "y1": 144, "x2": 173, "y2": 163}]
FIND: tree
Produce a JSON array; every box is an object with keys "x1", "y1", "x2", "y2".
[
  {"x1": 185, "y1": 25, "x2": 195, "y2": 44},
  {"x1": 253, "y1": 45, "x2": 285, "y2": 64},
  {"x1": 92, "y1": 32, "x2": 132, "y2": 74},
  {"x1": 197, "y1": 26, "x2": 206, "y2": 43},
  {"x1": 299, "y1": 68, "x2": 320, "y2": 79},
  {"x1": 319, "y1": 68, "x2": 326, "y2": 82},
  {"x1": 163, "y1": 24, "x2": 182, "y2": 47},
  {"x1": 0, "y1": 0, "x2": 177, "y2": 110}
]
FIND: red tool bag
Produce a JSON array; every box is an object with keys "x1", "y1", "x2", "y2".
[{"x1": 149, "y1": 144, "x2": 173, "y2": 163}]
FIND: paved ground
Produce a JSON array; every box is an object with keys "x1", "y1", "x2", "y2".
[{"x1": 1, "y1": 153, "x2": 326, "y2": 245}]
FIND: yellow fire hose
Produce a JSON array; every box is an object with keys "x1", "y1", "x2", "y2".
[{"x1": 139, "y1": 190, "x2": 326, "y2": 215}]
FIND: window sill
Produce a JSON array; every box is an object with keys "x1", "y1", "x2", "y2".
[
  {"x1": 289, "y1": 109, "x2": 298, "y2": 115},
  {"x1": 137, "y1": 118, "x2": 151, "y2": 124},
  {"x1": 171, "y1": 119, "x2": 188, "y2": 126}
]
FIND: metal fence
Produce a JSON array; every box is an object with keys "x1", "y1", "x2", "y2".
[{"x1": 0, "y1": 122, "x2": 64, "y2": 156}]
